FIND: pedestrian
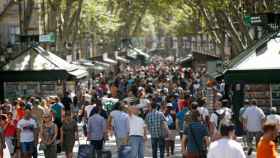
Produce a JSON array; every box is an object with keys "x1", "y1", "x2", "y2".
[
  {"x1": 16, "y1": 107, "x2": 38, "y2": 158},
  {"x1": 256, "y1": 123, "x2": 278, "y2": 158},
  {"x1": 176, "y1": 106, "x2": 189, "y2": 139},
  {"x1": 89, "y1": 99, "x2": 108, "y2": 119},
  {"x1": 197, "y1": 97, "x2": 210, "y2": 128},
  {"x1": 164, "y1": 103, "x2": 177, "y2": 156},
  {"x1": 3, "y1": 112, "x2": 16, "y2": 157},
  {"x1": 32, "y1": 99, "x2": 44, "y2": 157},
  {"x1": 87, "y1": 105, "x2": 107, "y2": 158},
  {"x1": 61, "y1": 92, "x2": 73, "y2": 112},
  {"x1": 182, "y1": 110, "x2": 209, "y2": 158},
  {"x1": 145, "y1": 102, "x2": 170, "y2": 158},
  {"x1": 209, "y1": 101, "x2": 225, "y2": 141},
  {"x1": 207, "y1": 123, "x2": 246, "y2": 158},
  {"x1": 0, "y1": 115, "x2": 6, "y2": 158},
  {"x1": 61, "y1": 111, "x2": 78, "y2": 158},
  {"x1": 51, "y1": 97, "x2": 64, "y2": 153},
  {"x1": 16, "y1": 101, "x2": 25, "y2": 121},
  {"x1": 242, "y1": 99, "x2": 265, "y2": 155},
  {"x1": 108, "y1": 102, "x2": 129, "y2": 149},
  {"x1": 239, "y1": 99, "x2": 250, "y2": 136},
  {"x1": 128, "y1": 106, "x2": 147, "y2": 158},
  {"x1": 39, "y1": 112, "x2": 58, "y2": 158},
  {"x1": 40, "y1": 99, "x2": 50, "y2": 114},
  {"x1": 266, "y1": 107, "x2": 280, "y2": 130}
]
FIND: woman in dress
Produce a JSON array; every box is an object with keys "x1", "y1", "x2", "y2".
[
  {"x1": 39, "y1": 112, "x2": 58, "y2": 158},
  {"x1": 61, "y1": 112, "x2": 78, "y2": 158}
]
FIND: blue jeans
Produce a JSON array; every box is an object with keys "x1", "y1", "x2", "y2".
[
  {"x1": 151, "y1": 137, "x2": 165, "y2": 158},
  {"x1": 129, "y1": 136, "x2": 144, "y2": 158},
  {"x1": 90, "y1": 140, "x2": 104, "y2": 158},
  {"x1": 20, "y1": 142, "x2": 34, "y2": 154}
]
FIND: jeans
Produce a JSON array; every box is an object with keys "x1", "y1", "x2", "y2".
[
  {"x1": 90, "y1": 140, "x2": 104, "y2": 158},
  {"x1": 20, "y1": 142, "x2": 34, "y2": 154},
  {"x1": 151, "y1": 137, "x2": 165, "y2": 158},
  {"x1": 129, "y1": 136, "x2": 144, "y2": 158}
]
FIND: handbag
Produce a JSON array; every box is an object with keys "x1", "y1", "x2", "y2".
[
  {"x1": 39, "y1": 143, "x2": 47, "y2": 151},
  {"x1": 189, "y1": 124, "x2": 207, "y2": 158}
]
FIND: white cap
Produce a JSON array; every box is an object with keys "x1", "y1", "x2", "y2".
[{"x1": 167, "y1": 103, "x2": 173, "y2": 107}]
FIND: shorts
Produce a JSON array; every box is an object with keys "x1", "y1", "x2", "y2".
[{"x1": 20, "y1": 142, "x2": 34, "y2": 154}]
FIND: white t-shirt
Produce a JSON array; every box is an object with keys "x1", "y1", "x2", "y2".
[
  {"x1": 210, "y1": 108, "x2": 232, "y2": 128},
  {"x1": 207, "y1": 138, "x2": 246, "y2": 158},
  {"x1": 266, "y1": 114, "x2": 280, "y2": 125},
  {"x1": 197, "y1": 106, "x2": 209, "y2": 121},
  {"x1": 129, "y1": 115, "x2": 146, "y2": 136},
  {"x1": 242, "y1": 106, "x2": 265, "y2": 132},
  {"x1": 17, "y1": 118, "x2": 37, "y2": 142},
  {"x1": 85, "y1": 104, "x2": 95, "y2": 118}
]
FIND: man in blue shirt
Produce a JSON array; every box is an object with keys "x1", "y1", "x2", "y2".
[
  {"x1": 88, "y1": 105, "x2": 107, "y2": 158},
  {"x1": 108, "y1": 102, "x2": 129, "y2": 149}
]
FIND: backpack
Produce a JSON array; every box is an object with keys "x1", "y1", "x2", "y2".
[{"x1": 214, "y1": 111, "x2": 225, "y2": 129}]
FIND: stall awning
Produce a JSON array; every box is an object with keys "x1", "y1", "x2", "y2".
[
  {"x1": 103, "y1": 53, "x2": 117, "y2": 64},
  {"x1": 115, "y1": 51, "x2": 129, "y2": 63},
  {"x1": 0, "y1": 46, "x2": 88, "y2": 81},
  {"x1": 133, "y1": 48, "x2": 150, "y2": 59},
  {"x1": 224, "y1": 32, "x2": 280, "y2": 84}
]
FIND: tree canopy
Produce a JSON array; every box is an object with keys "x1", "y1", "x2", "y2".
[{"x1": 39, "y1": 0, "x2": 280, "y2": 57}]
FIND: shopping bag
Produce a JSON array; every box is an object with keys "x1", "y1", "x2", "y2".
[
  {"x1": 102, "y1": 150, "x2": 112, "y2": 158},
  {"x1": 77, "y1": 144, "x2": 94, "y2": 158}
]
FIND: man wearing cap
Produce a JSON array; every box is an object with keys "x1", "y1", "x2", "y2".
[{"x1": 207, "y1": 123, "x2": 246, "y2": 158}]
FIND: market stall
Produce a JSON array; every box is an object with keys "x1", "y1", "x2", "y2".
[
  {"x1": 224, "y1": 32, "x2": 280, "y2": 114},
  {"x1": 0, "y1": 46, "x2": 88, "y2": 100}
]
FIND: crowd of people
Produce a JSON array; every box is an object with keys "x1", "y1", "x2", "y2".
[{"x1": 0, "y1": 60, "x2": 279, "y2": 158}]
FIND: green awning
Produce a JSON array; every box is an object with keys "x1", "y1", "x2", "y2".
[
  {"x1": 225, "y1": 69, "x2": 280, "y2": 84},
  {"x1": 0, "y1": 46, "x2": 88, "y2": 81}
]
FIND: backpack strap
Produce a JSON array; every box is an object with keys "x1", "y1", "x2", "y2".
[{"x1": 214, "y1": 111, "x2": 224, "y2": 128}]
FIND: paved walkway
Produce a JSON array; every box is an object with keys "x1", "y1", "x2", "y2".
[{"x1": 37, "y1": 123, "x2": 274, "y2": 158}]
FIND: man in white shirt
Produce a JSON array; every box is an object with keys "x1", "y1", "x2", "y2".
[
  {"x1": 128, "y1": 106, "x2": 147, "y2": 158},
  {"x1": 207, "y1": 123, "x2": 246, "y2": 158},
  {"x1": 17, "y1": 107, "x2": 38, "y2": 158},
  {"x1": 242, "y1": 99, "x2": 265, "y2": 155},
  {"x1": 266, "y1": 107, "x2": 280, "y2": 127}
]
